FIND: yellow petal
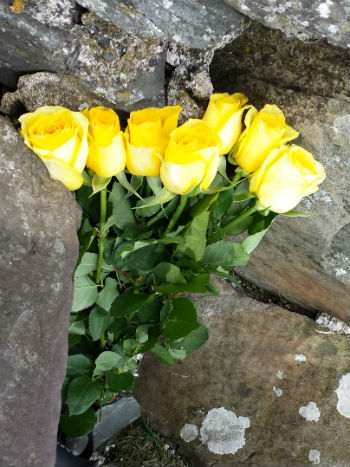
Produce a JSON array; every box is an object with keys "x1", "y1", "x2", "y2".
[
  {"x1": 43, "y1": 158, "x2": 83, "y2": 191},
  {"x1": 160, "y1": 160, "x2": 206, "y2": 195},
  {"x1": 126, "y1": 144, "x2": 162, "y2": 176},
  {"x1": 201, "y1": 152, "x2": 220, "y2": 190},
  {"x1": 87, "y1": 131, "x2": 126, "y2": 177},
  {"x1": 70, "y1": 111, "x2": 89, "y2": 172}
]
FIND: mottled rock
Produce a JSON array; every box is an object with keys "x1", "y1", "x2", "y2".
[
  {"x1": 76, "y1": 0, "x2": 246, "y2": 49},
  {"x1": 225, "y1": 0, "x2": 350, "y2": 49},
  {"x1": 0, "y1": 6, "x2": 166, "y2": 110},
  {"x1": 24, "y1": 0, "x2": 77, "y2": 29},
  {"x1": 0, "y1": 73, "x2": 110, "y2": 117},
  {"x1": 211, "y1": 21, "x2": 350, "y2": 99},
  {"x1": 0, "y1": 117, "x2": 81, "y2": 466},
  {"x1": 135, "y1": 280, "x2": 350, "y2": 467},
  {"x1": 211, "y1": 22, "x2": 350, "y2": 323}
]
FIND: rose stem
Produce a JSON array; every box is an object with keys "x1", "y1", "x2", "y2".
[
  {"x1": 96, "y1": 187, "x2": 107, "y2": 285},
  {"x1": 164, "y1": 195, "x2": 188, "y2": 235},
  {"x1": 222, "y1": 203, "x2": 258, "y2": 235}
]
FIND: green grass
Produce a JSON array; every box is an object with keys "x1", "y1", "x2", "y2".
[{"x1": 98, "y1": 418, "x2": 193, "y2": 467}]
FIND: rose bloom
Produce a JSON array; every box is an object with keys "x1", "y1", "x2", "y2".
[
  {"x1": 19, "y1": 106, "x2": 89, "y2": 190},
  {"x1": 234, "y1": 104, "x2": 299, "y2": 173},
  {"x1": 202, "y1": 92, "x2": 249, "y2": 155},
  {"x1": 249, "y1": 144, "x2": 326, "y2": 213},
  {"x1": 125, "y1": 106, "x2": 182, "y2": 176},
  {"x1": 160, "y1": 119, "x2": 222, "y2": 195},
  {"x1": 83, "y1": 106, "x2": 126, "y2": 177}
]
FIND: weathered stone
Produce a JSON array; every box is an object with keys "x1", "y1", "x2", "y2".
[
  {"x1": 24, "y1": 0, "x2": 77, "y2": 29},
  {"x1": 0, "y1": 6, "x2": 166, "y2": 110},
  {"x1": 210, "y1": 22, "x2": 350, "y2": 323},
  {"x1": 135, "y1": 280, "x2": 350, "y2": 467},
  {"x1": 225, "y1": 0, "x2": 350, "y2": 49},
  {"x1": 0, "y1": 117, "x2": 81, "y2": 466},
  {"x1": 76, "y1": 0, "x2": 246, "y2": 49},
  {"x1": 211, "y1": 21, "x2": 350, "y2": 99},
  {"x1": 0, "y1": 73, "x2": 110, "y2": 117}
]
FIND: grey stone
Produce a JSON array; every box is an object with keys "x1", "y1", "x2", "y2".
[
  {"x1": 210, "y1": 21, "x2": 350, "y2": 323},
  {"x1": 24, "y1": 0, "x2": 77, "y2": 29},
  {"x1": 135, "y1": 279, "x2": 350, "y2": 467},
  {"x1": 225, "y1": 0, "x2": 350, "y2": 49},
  {"x1": 211, "y1": 21, "x2": 350, "y2": 100},
  {"x1": 76, "y1": 0, "x2": 246, "y2": 49},
  {"x1": 64, "y1": 396, "x2": 141, "y2": 455},
  {"x1": 0, "y1": 6, "x2": 166, "y2": 110},
  {"x1": 0, "y1": 117, "x2": 81, "y2": 467}
]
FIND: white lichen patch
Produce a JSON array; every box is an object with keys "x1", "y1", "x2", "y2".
[
  {"x1": 276, "y1": 370, "x2": 285, "y2": 380},
  {"x1": 200, "y1": 407, "x2": 250, "y2": 455},
  {"x1": 273, "y1": 386, "x2": 283, "y2": 397},
  {"x1": 180, "y1": 424, "x2": 198, "y2": 442},
  {"x1": 335, "y1": 373, "x2": 350, "y2": 418},
  {"x1": 309, "y1": 449, "x2": 321, "y2": 464},
  {"x1": 316, "y1": 313, "x2": 350, "y2": 335},
  {"x1": 318, "y1": 2, "x2": 330, "y2": 18},
  {"x1": 295, "y1": 354, "x2": 307, "y2": 362},
  {"x1": 299, "y1": 402, "x2": 321, "y2": 422}
]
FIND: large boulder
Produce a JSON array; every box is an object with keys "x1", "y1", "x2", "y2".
[
  {"x1": 225, "y1": 0, "x2": 350, "y2": 49},
  {"x1": 210, "y1": 22, "x2": 350, "y2": 323},
  {"x1": 0, "y1": 5, "x2": 166, "y2": 110},
  {"x1": 75, "y1": 0, "x2": 246, "y2": 49},
  {"x1": 135, "y1": 280, "x2": 350, "y2": 467},
  {"x1": 0, "y1": 117, "x2": 81, "y2": 467}
]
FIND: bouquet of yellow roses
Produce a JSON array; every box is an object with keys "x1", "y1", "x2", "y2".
[{"x1": 18, "y1": 93, "x2": 325, "y2": 436}]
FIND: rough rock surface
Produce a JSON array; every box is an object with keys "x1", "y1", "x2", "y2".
[
  {"x1": 225, "y1": 0, "x2": 350, "y2": 49},
  {"x1": 0, "y1": 117, "x2": 81, "y2": 467},
  {"x1": 135, "y1": 280, "x2": 350, "y2": 467},
  {"x1": 210, "y1": 22, "x2": 350, "y2": 323},
  {"x1": 75, "y1": 0, "x2": 246, "y2": 49},
  {"x1": 0, "y1": 6, "x2": 166, "y2": 110}
]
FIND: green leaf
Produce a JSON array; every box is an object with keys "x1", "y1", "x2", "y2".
[
  {"x1": 74, "y1": 252, "x2": 98, "y2": 278},
  {"x1": 109, "y1": 182, "x2": 136, "y2": 229},
  {"x1": 133, "y1": 299, "x2": 162, "y2": 323},
  {"x1": 67, "y1": 354, "x2": 92, "y2": 378},
  {"x1": 94, "y1": 351, "x2": 123, "y2": 376},
  {"x1": 177, "y1": 209, "x2": 209, "y2": 261},
  {"x1": 60, "y1": 408, "x2": 97, "y2": 437},
  {"x1": 135, "y1": 187, "x2": 176, "y2": 209},
  {"x1": 248, "y1": 211, "x2": 278, "y2": 235},
  {"x1": 110, "y1": 290, "x2": 153, "y2": 317},
  {"x1": 106, "y1": 372, "x2": 135, "y2": 392},
  {"x1": 201, "y1": 240, "x2": 250, "y2": 267},
  {"x1": 172, "y1": 324, "x2": 209, "y2": 356},
  {"x1": 72, "y1": 275, "x2": 99, "y2": 312},
  {"x1": 223, "y1": 216, "x2": 253, "y2": 235},
  {"x1": 89, "y1": 306, "x2": 112, "y2": 342},
  {"x1": 136, "y1": 325, "x2": 149, "y2": 344},
  {"x1": 118, "y1": 243, "x2": 167, "y2": 274},
  {"x1": 281, "y1": 209, "x2": 315, "y2": 217},
  {"x1": 168, "y1": 348, "x2": 187, "y2": 360},
  {"x1": 153, "y1": 262, "x2": 186, "y2": 285},
  {"x1": 96, "y1": 277, "x2": 119, "y2": 311},
  {"x1": 242, "y1": 229, "x2": 268, "y2": 254},
  {"x1": 82, "y1": 170, "x2": 92, "y2": 186},
  {"x1": 154, "y1": 273, "x2": 210, "y2": 294},
  {"x1": 151, "y1": 344, "x2": 174, "y2": 366},
  {"x1": 163, "y1": 297, "x2": 199, "y2": 339},
  {"x1": 116, "y1": 172, "x2": 143, "y2": 200},
  {"x1": 69, "y1": 320, "x2": 86, "y2": 336},
  {"x1": 146, "y1": 176, "x2": 162, "y2": 195},
  {"x1": 91, "y1": 174, "x2": 111, "y2": 195},
  {"x1": 67, "y1": 376, "x2": 102, "y2": 415},
  {"x1": 214, "y1": 189, "x2": 234, "y2": 218},
  {"x1": 190, "y1": 193, "x2": 218, "y2": 218}
]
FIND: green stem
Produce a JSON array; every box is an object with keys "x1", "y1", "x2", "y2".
[
  {"x1": 164, "y1": 195, "x2": 188, "y2": 235},
  {"x1": 96, "y1": 187, "x2": 107, "y2": 285},
  {"x1": 222, "y1": 203, "x2": 258, "y2": 235}
]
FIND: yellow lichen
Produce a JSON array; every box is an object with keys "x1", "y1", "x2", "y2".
[{"x1": 11, "y1": 0, "x2": 25, "y2": 14}]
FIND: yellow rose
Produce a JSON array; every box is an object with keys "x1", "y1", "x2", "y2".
[
  {"x1": 234, "y1": 104, "x2": 299, "y2": 173},
  {"x1": 19, "y1": 106, "x2": 89, "y2": 191},
  {"x1": 125, "y1": 105, "x2": 182, "y2": 176},
  {"x1": 249, "y1": 144, "x2": 326, "y2": 213},
  {"x1": 83, "y1": 106, "x2": 126, "y2": 177},
  {"x1": 160, "y1": 119, "x2": 222, "y2": 195},
  {"x1": 202, "y1": 92, "x2": 249, "y2": 155}
]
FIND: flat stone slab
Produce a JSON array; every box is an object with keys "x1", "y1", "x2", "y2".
[
  {"x1": 135, "y1": 280, "x2": 350, "y2": 467},
  {"x1": 0, "y1": 117, "x2": 81, "y2": 467}
]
